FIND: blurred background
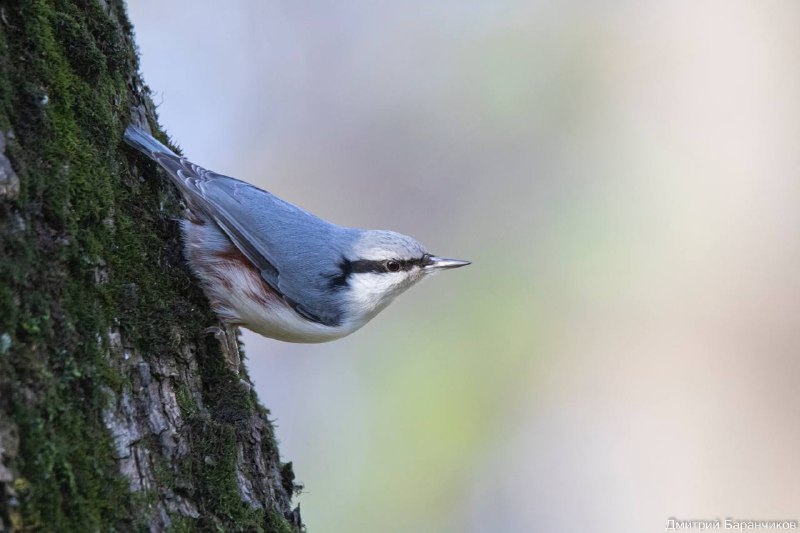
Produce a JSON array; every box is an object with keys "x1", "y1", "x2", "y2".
[{"x1": 126, "y1": 1, "x2": 800, "y2": 531}]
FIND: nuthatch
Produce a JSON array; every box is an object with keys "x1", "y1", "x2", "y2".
[{"x1": 124, "y1": 125, "x2": 469, "y2": 343}]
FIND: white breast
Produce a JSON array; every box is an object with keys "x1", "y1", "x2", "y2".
[{"x1": 225, "y1": 276, "x2": 355, "y2": 343}]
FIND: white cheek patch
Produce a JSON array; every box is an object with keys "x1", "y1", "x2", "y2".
[
  {"x1": 346, "y1": 270, "x2": 421, "y2": 318},
  {"x1": 349, "y1": 273, "x2": 398, "y2": 306}
]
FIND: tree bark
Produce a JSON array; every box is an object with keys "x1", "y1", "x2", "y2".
[{"x1": 0, "y1": 1, "x2": 302, "y2": 530}]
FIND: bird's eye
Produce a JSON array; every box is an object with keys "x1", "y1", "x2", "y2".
[{"x1": 386, "y1": 260, "x2": 401, "y2": 272}]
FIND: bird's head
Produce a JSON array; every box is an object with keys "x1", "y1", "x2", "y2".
[{"x1": 334, "y1": 230, "x2": 470, "y2": 326}]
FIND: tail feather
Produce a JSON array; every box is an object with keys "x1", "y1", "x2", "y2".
[
  {"x1": 123, "y1": 123, "x2": 211, "y2": 203},
  {"x1": 123, "y1": 125, "x2": 176, "y2": 157}
]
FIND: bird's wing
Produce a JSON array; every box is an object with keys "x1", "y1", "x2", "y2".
[{"x1": 149, "y1": 152, "x2": 352, "y2": 327}]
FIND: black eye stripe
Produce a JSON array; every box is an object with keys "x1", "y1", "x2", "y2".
[
  {"x1": 349, "y1": 255, "x2": 430, "y2": 274},
  {"x1": 328, "y1": 255, "x2": 430, "y2": 289},
  {"x1": 349, "y1": 259, "x2": 388, "y2": 274}
]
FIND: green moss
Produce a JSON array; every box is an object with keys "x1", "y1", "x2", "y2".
[
  {"x1": 0, "y1": 0, "x2": 136, "y2": 526},
  {"x1": 0, "y1": 1, "x2": 300, "y2": 531},
  {"x1": 264, "y1": 509, "x2": 300, "y2": 533},
  {"x1": 168, "y1": 339, "x2": 294, "y2": 530},
  {"x1": 280, "y1": 462, "x2": 302, "y2": 498},
  {"x1": 167, "y1": 515, "x2": 196, "y2": 533},
  {"x1": 0, "y1": 1, "x2": 299, "y2": 530},
  {"x1": 175, "y1": 384, "x2": 199, "y2": 418}
]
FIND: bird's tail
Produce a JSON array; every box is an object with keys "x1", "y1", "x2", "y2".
[{"x1": 123, "y1": 125, "x2": 176, "y2": 157}]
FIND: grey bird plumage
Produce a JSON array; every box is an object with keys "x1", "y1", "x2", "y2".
[{"x1": 124, "y1": 125, "x2": 469, "y2": 343}]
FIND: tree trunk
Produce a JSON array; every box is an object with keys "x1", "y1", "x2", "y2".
[{"x1": 0, "y1": 1, "x2": 302, "y2": 530}]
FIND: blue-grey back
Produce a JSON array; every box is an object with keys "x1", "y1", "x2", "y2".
[
  {"x1": 199, "y1": 178, "x2": 361, "y2": 323},
  {"x1": 124, "y1": 125, "x2": 360, "y2": 325}
]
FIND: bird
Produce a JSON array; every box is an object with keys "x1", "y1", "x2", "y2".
[{"x1": 123, "y1": 125, "x2": 470, "y2": 343}]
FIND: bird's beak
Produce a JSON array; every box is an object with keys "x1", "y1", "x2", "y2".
[{"x1": 424, "y1": 256, "x2": 471, "y2": 271}]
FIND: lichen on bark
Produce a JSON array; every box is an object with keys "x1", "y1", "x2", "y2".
[{"x1": 0, "y1": 1, "x2": 301, "y2": 531}]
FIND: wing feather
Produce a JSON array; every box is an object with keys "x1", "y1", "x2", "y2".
[{"x1": 148, "y1": 151, "x2": 355, "y2": 327}]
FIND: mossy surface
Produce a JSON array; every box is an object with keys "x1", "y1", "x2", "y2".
[{"x1": 0, "y1": 1, "x2": 300, "y2": 530}]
